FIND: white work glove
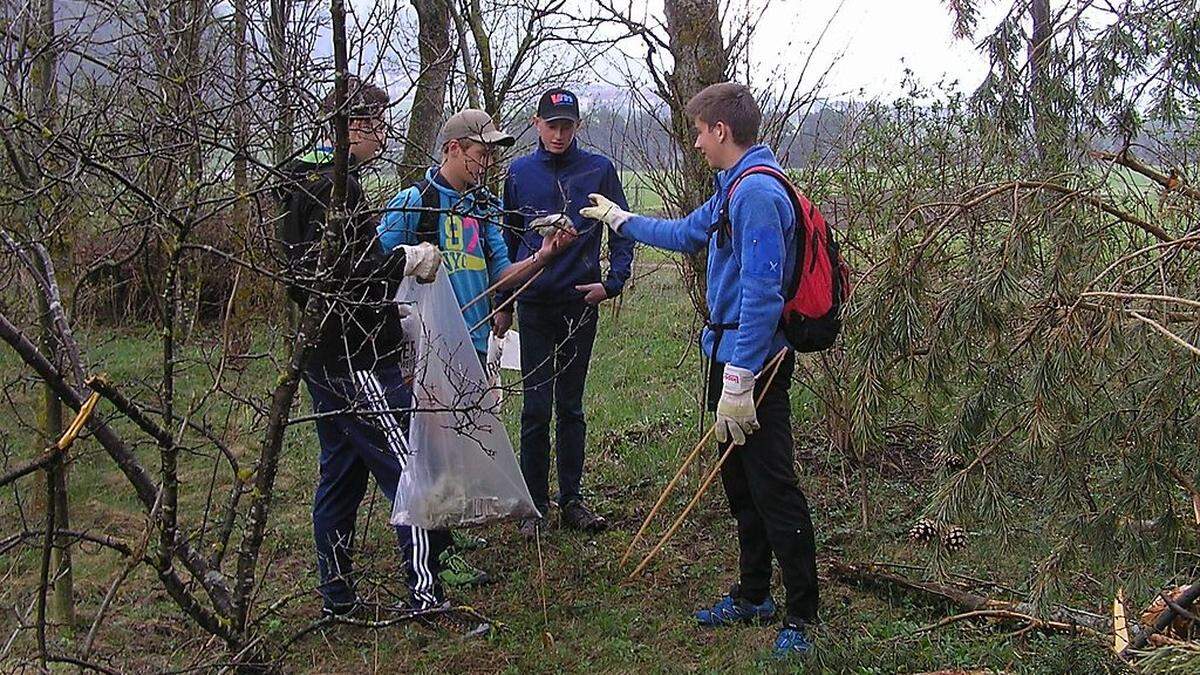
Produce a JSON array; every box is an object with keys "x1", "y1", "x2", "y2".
[
  {"x1": 398, "y1": 242, "x2": 441, "y2": 283},
  {"x1": 579, "y1": 193, "x2": 633, "y2": 232},
  {"x1": 529, "y1": 213, "x2": 572, "y2": 237},
  {"x1": 714, "y1": 365, "x2": 759, "y2": 446}
]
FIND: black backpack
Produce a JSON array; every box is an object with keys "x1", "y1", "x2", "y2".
[
  {"x1": 410, "y1": 178, "x2": 442, "y2": 245},
  {"x1": 276, "y1": 166, "x2": 336, "y2": 305},
  {"x1": 406, "y1": 178, "x2": 496, "y2": 259}
]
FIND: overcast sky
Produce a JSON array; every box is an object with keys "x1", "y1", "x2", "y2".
[
  {"x1": 340, "y1": 0, "x2": 1016, "y2": 105},
  {"x1": 742, "y1": 0, "x2": 1012, "y2": 99}
]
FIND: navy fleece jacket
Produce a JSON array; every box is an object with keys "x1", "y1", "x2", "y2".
[
  {"x1": 502, "y1": 140, "x2": 635, "y2": 303},
  {"x1": 621, "y1": 145, "x2": 796, "y2": 373}
]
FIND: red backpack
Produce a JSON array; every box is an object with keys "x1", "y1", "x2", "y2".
[{"x1": 715, "y1": 166, "x2": 850, "y2": 353}]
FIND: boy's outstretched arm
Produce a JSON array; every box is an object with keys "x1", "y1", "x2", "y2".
[{"x1": 581, "y1": 191, "x2": 716, "y2": 255}]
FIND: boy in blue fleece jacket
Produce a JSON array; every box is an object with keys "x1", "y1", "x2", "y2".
[
  {"x1": 502, "y1": 88, "x2": 635, "y2": 536},
  {"x1": 581, "y1": 82, "x2": 819, "y2": 658},
  {"x1": 376, "y1": 109, "x2": 575, "y2": 598}
]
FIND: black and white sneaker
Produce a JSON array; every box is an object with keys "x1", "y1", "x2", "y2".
[{"x1": 321, "y1": 598, "x2": 360, "y2": 619}]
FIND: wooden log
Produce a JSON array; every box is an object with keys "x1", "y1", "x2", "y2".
[{"x1": 829, "y1": 559, "x2": 1110, "y2": 634}]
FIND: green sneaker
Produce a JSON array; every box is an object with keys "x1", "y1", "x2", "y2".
[
  {"x1": 438, "y1": 551, "x2": 492, "y2": 588},
  {"x1": 451, "y1": 530, "x2": 488, "y2": 551}
]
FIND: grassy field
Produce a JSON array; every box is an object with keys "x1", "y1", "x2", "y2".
[
  {"x1": 619, "y1": 170, "x2": 667, "y2": 214},
  {"x1": 0, "y1": 257, "x2": 1125, "y2": 673}
]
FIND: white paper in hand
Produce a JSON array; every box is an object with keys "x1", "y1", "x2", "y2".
[
  {"x1": 498, "y1": 330, "x2": 521, "y2": 371},
  {"x1": 390, "y1": 269, "x2": 540, "y2": 530}
]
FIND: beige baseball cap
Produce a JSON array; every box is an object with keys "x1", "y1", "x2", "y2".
[{"x1": 439, "y1": 109, "x2": 515, "y2": 147}]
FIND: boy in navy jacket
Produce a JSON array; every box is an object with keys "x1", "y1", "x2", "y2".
[
  {"x1": 502, "y1": 88, "x2": 635, "y2": 536},
  {"x1": 280, "y1": 78, "x2": 445, "y2": 617},
  {"x1": 581, "y1": 82, "x2": 819, "y2": 658}
]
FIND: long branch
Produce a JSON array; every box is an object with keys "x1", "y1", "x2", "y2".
[
  {"x1": 1092, "y1": 149, "x2": 1200, "y2": 202},
  {"x1": 0, "y1": 310, "x2": 234, "y2": 618}
]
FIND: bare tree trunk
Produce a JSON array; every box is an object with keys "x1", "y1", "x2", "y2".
[
  {"x1": 402, "y1": 0, "x2": 452, "y2": 183},
  {"x1": 230, "y1": 0, "x2": 253, "y2": 349},
  {"x1": 1028, "y1": 0, "x2": 1055, "y2": 158},
  {"x1": 267, "y1": 0, "x2": 299, "y2": 330},
  {"x1": 663, "y1": 0, "x2": 727, "y2": 211},
  {"x1": 662, "y1": 0, "x2": 728, "y2": 314},
  {"x1": 269, "y1": 0, "x2": 295, "y2": 165},
  {"x1": 233, "y1": 0, "x2": 249, "y2": 218},
  {"x1": 466, "y1": 0, "x2": 498, "y2": 115},
  {"x1": 29, "y1": 0, "x2": 74, "y2": 628},
  {"x1": 449, "y1": 0, "x2": 480, "y2": 109}
]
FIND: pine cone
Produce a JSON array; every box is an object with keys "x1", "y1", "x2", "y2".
[
  {"x1": 941, "y1": 525, "x2": 968, "y2": 552},
  {"x1": 936, "y1": 450, "x2": 966, "y2": 470},
  {"x1": 908, "y1": 519, "x2": 938, "y2": 544}
]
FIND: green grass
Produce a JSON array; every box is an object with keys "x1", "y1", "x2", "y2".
[
  {"x1": 621, "y1": 170, "x2": 666, "y2": 214},
  {"x1": 0, "y1": 266, "x2": 1126, "y2": 673}
]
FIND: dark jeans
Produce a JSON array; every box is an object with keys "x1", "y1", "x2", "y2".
[
  {"x1": 516, "y1": 301, "x2": 599, "y2": 512},
  {"x1": 705, "y1": 353, "x2": 819, "y2": 623},
  {"x1": 305, "y1": 365, "x2": 450, "y2": 610}
]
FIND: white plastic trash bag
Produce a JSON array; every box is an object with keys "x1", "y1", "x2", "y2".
[{"x1": 391, "y1": 269, "x2": 540, "y2": 530}]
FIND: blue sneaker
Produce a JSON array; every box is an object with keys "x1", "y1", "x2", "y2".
[
  {"x1": 695, "y1": 592, "x2": 776, "y2": 627},
  {"x1": 773, "y1": 622, "x2": 814, "y2": 659}
]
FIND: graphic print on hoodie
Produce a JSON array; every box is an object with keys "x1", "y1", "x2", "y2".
[{"x1": 377, "y1": 168, "x2": 512, "y2": 354}]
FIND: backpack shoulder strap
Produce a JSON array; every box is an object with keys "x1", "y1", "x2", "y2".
[
  {"x1": 713, "y1": 165, "x2": 798, "y2": 247},
  {"x1": 413, "y1": 179, "x2": 441, "y2": 245}
]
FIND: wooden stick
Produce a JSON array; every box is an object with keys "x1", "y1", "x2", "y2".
[
  {"x1": 620, "y1": 348, "x2": 787, "y2": 567},
  {"x1": 628, "y1": 348, "x2": 789, "y2": 579},
  {"x1": 621, "y1": 427, "x2": 716, "y2": 568},
  {"x1": 829, "y1": 559, "x2": 1111, "y2": 632},
  {"x1": 1082, "y1": 291, "x2": 1200, "y2": 310},
  {"x1": 468, "y1": 268, "x2": 544, "y2": 333},
  {"x1": 534, "y1": 523, "x2": 553, "y2": 647},
  {"x1": 460, "y1": 273, "x2": 511, "y2": 313}
]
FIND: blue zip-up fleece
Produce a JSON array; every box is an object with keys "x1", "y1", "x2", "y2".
[
  {"x1": 621, "y1": 145, "x2": 796, "y2": 373},
  {"x1": 377, "y1": 168, "x2": 512, "y2": 354},
  {"x1": 502, "y1": 141, "x2": 635, "y2": 303}
]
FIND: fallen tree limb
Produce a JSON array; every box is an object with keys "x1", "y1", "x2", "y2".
[
  {"x1": 829, "y1": 560, "x2": 1110, "y2": 634},
  {"x1": 915, "y1": 608, "x2": 1103, "y2": 636},
  {"x1": 1124, "y1": 581, "x2": 1200, "y2": 657}
]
